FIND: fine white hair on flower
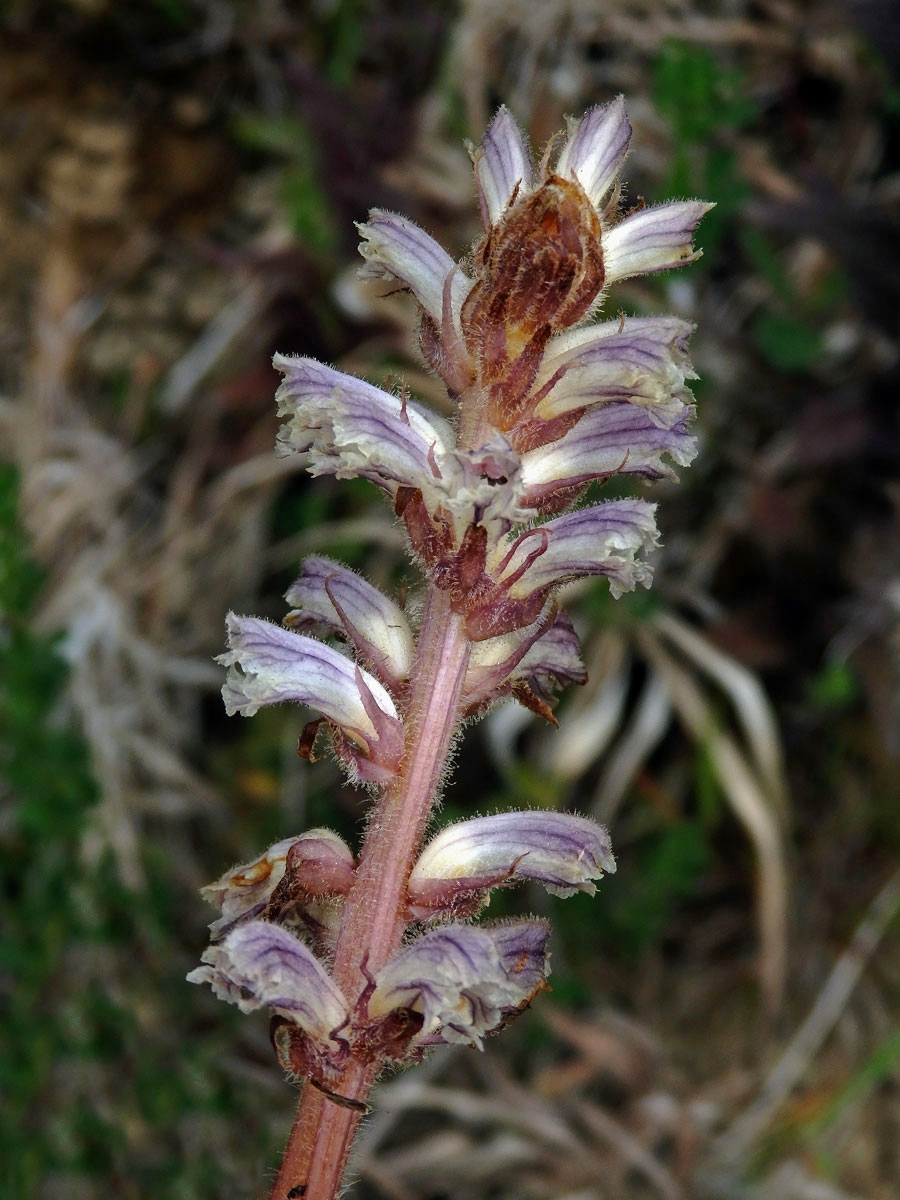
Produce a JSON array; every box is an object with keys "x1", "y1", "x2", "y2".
[
  {"x1": 356, "y1": 209, "x2": 474, "y2": 335},
  {"x1": 273, "y1": 355, "x2": 454, "y2": 493},
  {"x1": 556, "y1": 95, "x2": 633, "y2": 209},
  {"x1": 471, "y1": 105, "x2": 534, "y2": 227},
  {"x1": 602, "y1": 199, "x2": 715, "y2": 281},
  {"x1": 520, "y1": 404, "x2": 697, "y2": 507},
  {"x1": 532, "y1": 316, "x2": 698, "y2": 423},
  {"x1": 494, "y1": 499, "x2": 659, "y2": 602}
]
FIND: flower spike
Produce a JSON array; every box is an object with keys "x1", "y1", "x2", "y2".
[{"x1": 195, "y1": 97, "x2": 710, "y2": 1199}]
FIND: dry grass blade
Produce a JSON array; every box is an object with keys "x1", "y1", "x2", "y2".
[
  {"x1": 377, "y1": 1081, "x2": 585, "y2": 1156},
  {"x1": 536, "y1": 1007, "x2": 658, "y2": 1099},
  {"x1": 540, "y1": 631, "x2": 630, "y2": 780},
  {"x1": 9, "y1": 221, "x2": 293, "y2": 885},
  {"x1": 568, "y1": 1098, "x2": 682, "y2": 1200},
  {"x1": 714, "y1": 863, "x2": 900, "y2": 1167},
  {"x1": 757, "y1": 1161, "x2": 869, "y2": 1200},
  {"x1": 267, "y1": 516, "x2": 407, "y2": 570},
  {"x1": 636, "y1": 627, "x2": 789, "y2": 1018},
  {"x1": 653, "y1": 612, "x2": 789, "y2": 821},
  {"x1": 592, "y1": 670, "x2": 672, "y2": 823},
  {"x1": 160, "y1": 279, "x2": 268, "y2": 414}
]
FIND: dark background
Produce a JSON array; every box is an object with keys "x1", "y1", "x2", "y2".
[{"x1": 2, "y1": 2, "x2": 900, "y2": 1197}]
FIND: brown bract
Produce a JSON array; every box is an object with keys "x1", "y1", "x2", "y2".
[{"x1": 461, "y1": 174, "x2": 605, "y2": 431}]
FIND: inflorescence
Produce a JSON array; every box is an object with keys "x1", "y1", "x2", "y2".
[{"x1": 189, "y1": 95, "x2": 711, "y2": 1160}]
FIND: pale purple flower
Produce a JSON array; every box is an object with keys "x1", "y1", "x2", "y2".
[
  {"x1": 357, "y1": 209, "x2": 472, "y2": 334},
  {"x1": 187, "y1": 916, "x2": 551, "y2": 1060},
  {"x1": 521, "y1": 403, "x2": 697, "y2": 508},
  {"x1": 473, "y1": 97, "x2": 633, "y2": 227},
  {"x1": 218, "y1": 614, "x2": 404, "y2": 781},
  {"x1": 556, "y1": 96, "x2": 632, "y2": 209},
  {"x1": 408, "y1": 810, "x2": 615, "y2": 916},
  {"x1": 274, "y1": 355, "x2": 453, "y2": 496},
  {"x1": 471, "y1": 105, "x2": 533, "y2": 227},
  {"x1": 187, "y1": 920, "x2": 348, "y2": 1039},
  {"x1": 603, "y1": 200, "x2": 715, "y2": 281},
  {"x1": 532, "y1": 316, "x2": 697, "y2": 423},
  {"x1": 201, "y1": 829, "x2": 355, "y2": 938},
  {"x1": 498, "y1": 499, "x2": 658, "y2": 597},
  {"x1": 464, "y1": 607, "x2": 586, "y2": 713},
  {"x1": 367, "y1": 921, "x2": 551, "y2": 1049},
  {"x1": 274, "y1": 358, "x2": 529, "y2": 545},
  {"x1": 285, "y1": 556, "x2": 414, "y2": 689}
]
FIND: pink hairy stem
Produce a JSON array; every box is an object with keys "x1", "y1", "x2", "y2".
[{"x1": 269, "y1": 586, "x2": 472, "y2": 1200}]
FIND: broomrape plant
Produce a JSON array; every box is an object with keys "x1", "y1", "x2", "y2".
[{"x1": 189, "y1": 98, "x2": 712, "y2": 1199}]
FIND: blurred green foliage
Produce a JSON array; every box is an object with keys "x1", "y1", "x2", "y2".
[
  {"x1": 555, "y1": 823, "x2": 712, "y2": 969},
  {"x1": 148, "y1": 0, "x2": 192, "y2": 30},
  {"x1": 232, "y1": 113, "x2": 339, "y2": 255},
  {"x1": 807, "y1": 1031, "x2": 900, "y2": 1172},
  {"x1": 1, "y1": 464, "x2": 98, "y2": 1192},
  {"x1": 655, "y1": 40, "x2": 848, "y2": 373},
  {"x1": 808, "y1": 660, "x2": 859, "y2": 713},
  {"x1": 321, "y1": 0, "x2": 366, "y2": 89},
  {"x1": 654, "y1": 39, "x2": 754, "y2": 253},
  {"x1": 0, "y1": 467, "x2": 273, "y2": 1197}
]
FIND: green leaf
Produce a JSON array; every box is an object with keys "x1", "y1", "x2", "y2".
[{"x1": 753, "y1": 311, "x2": 824, "y2": 372}]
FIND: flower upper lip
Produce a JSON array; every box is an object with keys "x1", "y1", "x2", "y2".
[{"x1": 472, "y1": 96, "x2": 634, "y2": 227}]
